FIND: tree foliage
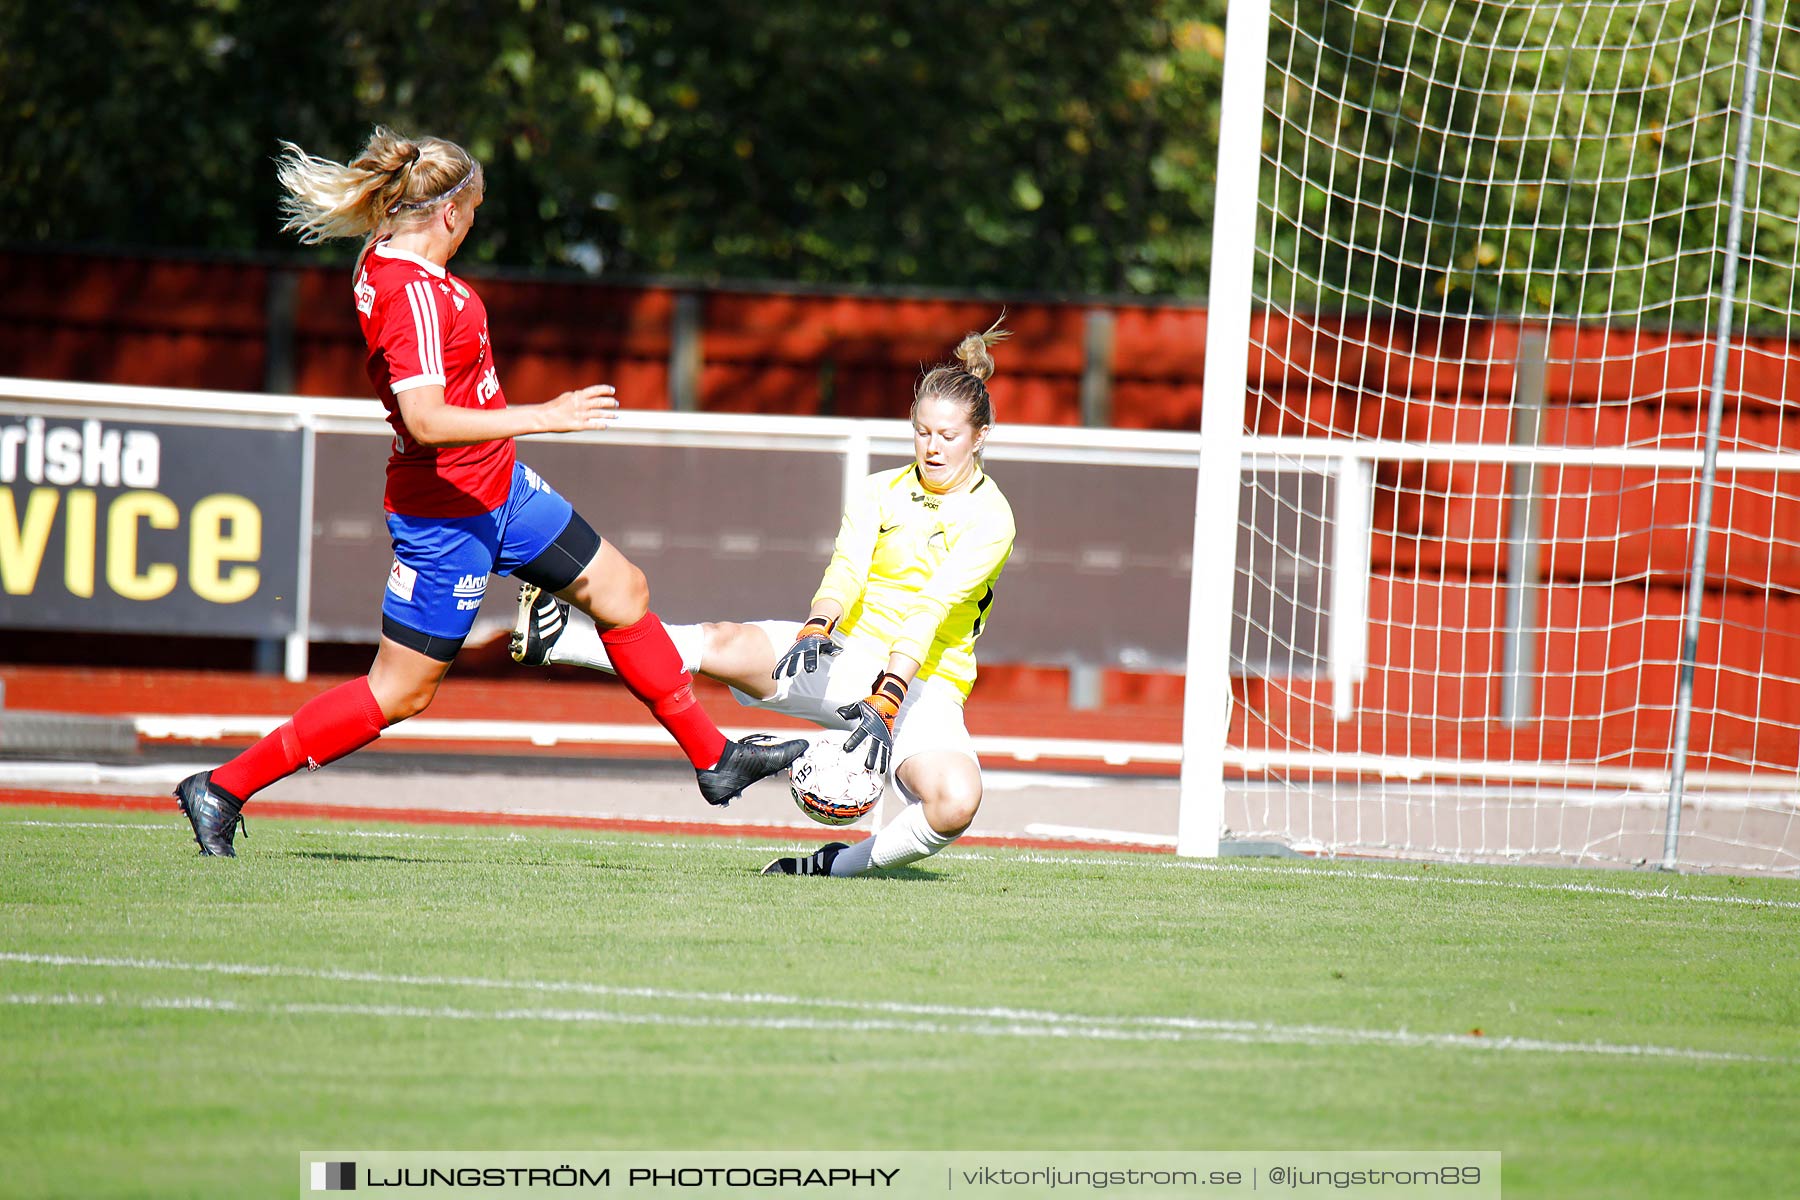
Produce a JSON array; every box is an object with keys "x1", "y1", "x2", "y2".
[
  {"x1": 0, "y1": 0, "x2": 1226, "y2": 295},
  {"x1": 0, "y1": 0, "x2": 1787, "y2": 321}
]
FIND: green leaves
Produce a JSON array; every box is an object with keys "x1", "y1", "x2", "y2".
[
  {"x1": 0, "y1": 0, "x2": 1233, "y2": 294},
  {"x1": 1, "y1": 0, "x2": 1783, "y2": 315}
]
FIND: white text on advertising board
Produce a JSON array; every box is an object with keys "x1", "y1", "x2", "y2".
[{"x1": 1, "y1": 417, "x2": 263, "y2": 604}]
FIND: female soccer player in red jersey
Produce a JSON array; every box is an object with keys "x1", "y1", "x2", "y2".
[{"x1": 174, "y1": 127, "x2": 804, "y2": 856}]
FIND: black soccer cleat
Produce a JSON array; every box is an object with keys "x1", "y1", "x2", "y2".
[
  {"x1": 174, "y1": 770, "x2": 248, "y2": 858},
  {"x1": 696, "y1": 733, "x2": 808, "y2": 807},
  {"x1": 761, "y1": 842, "x2": 848, "y2": 877},
  {"x1": 509, "y1": 583, "x2": 570, "y2": 666}
]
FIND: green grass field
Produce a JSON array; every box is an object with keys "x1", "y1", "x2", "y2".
[{"x1": 2, "y1": 803, "x2": 1796, "y2": 1198}]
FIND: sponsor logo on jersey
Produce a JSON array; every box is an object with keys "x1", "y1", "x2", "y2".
[
  {"x1": 476, "y1": 366, "x2": 501, "y2": 405},
  {"x1": 909, "y1": 490, "x2": 942, "y2": 511},
  {"x1": 386, "y1": 560, "x2": 417, "y2": 602},
  {"x1": 354, "y1": 270, "x2": 376, "y2": 317}
]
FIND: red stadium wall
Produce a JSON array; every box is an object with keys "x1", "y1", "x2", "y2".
[
  {"x1": 2, "y1": 249, "x2": 1792, "y2": 771},
  {"x1": 0, "y1": 254, "x2": 274, "y2": 390}
]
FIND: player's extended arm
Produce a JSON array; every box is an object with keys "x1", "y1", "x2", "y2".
[{"x1": 395, "y1": 383, "x2": 618, "y2": 448}]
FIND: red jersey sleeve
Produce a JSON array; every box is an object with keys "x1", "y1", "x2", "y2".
[{"x1": 374, "y1": 275, "x2": 453, "y2": 394}]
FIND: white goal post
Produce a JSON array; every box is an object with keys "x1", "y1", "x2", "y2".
[{"x1": 1182, "y1": 0, "x2": 1800, "y2": 874}]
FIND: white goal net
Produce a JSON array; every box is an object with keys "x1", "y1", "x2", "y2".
[{"x1": 1186, "y1": 0, "x2": 1799, "y2": 873}]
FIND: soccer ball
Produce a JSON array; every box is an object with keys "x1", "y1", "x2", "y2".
[{"x1": 789, "y1": 730, "x2": 886, "y2": 826}]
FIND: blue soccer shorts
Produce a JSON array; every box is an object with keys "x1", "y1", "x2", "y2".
[{"x1": 381, "y1": 461, "x2": 581, "y2": 659}]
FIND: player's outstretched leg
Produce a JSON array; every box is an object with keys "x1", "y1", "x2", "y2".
[
  {"x1": 548, "y1": 543, "x2": 804, "y2": 805},
  {"x1": 593, "y1": 609, "x2": 804, "y2": 805},
  {"x1": 761, "y1": 841, "x2": 848, "y2": 876},
  {"x1": 515, "y1": 576, "x2": 802, "y2": 805}
]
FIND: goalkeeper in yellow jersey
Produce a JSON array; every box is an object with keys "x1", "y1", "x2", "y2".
[{"x1": 511, "y1": 320, "x2": 1016, "y2": 878}]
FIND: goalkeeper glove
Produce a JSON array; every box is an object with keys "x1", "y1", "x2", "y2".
[
  {"x1": 773, "y1": 616, "x2": 841, "y2": 680},
  {"x1": 838, "y1": 670, "x2": 907, "y2": 774}
]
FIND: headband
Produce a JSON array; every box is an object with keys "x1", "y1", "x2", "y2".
[{"x1": 387, "y1": 161, "x2": 478, "y2": 216}]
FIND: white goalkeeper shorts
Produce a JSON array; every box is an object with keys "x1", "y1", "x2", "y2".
[{"x1": 726, "y1": 619, "x2": 980, "y2": 784}]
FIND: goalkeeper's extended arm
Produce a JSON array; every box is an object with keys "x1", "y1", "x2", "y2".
[{"x1": 838, "y1": 669, "x2": 909, "y2": 774}]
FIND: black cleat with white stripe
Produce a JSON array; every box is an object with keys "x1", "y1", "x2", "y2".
[
  {"x1": 175, "y1": 770, "x2": 248, "y2": 858},
  {"x1": 761, "y1": 841, "x2": 847, "y2": 876},
  {"x1": 509, "y1": 583, "x2": 570, "y2": 666}
]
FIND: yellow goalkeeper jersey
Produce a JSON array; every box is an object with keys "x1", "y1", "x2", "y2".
[{"x1": 812, "y1": 464, "x2": 1015, "y2": 700}]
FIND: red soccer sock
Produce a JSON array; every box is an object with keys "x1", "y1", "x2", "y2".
[
  {"x1": 210, "y1": 677, "x2": 390, "y2": 802},
  {"x1": 600, "y1": 611, "x2": 728, "y2": 769}
]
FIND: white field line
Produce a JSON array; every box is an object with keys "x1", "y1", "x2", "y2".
[
  {"x1": 7, "y1": 815, "x2": 1798, "y2": 910},
  {"x1": 0, "y1": 955, "x2": 1783, "y2": 1064}
]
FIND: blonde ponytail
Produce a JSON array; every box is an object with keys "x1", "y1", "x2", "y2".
[
  {"x1": 276, "y1": 126, "x2": 481, "y2": 257},
  {"x1": 952, "y1": 316, "x2": 1011, "y2": 382}
]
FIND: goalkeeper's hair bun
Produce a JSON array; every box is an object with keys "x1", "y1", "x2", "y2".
[
  {"x1": 916, "y1": 314, "x2": 1009, "y2": 429},
  {"x1": 954, "y1": 317, "x2": 1010, "y2": 382}
]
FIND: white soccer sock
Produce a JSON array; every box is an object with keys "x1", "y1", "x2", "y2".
[
  {"x1": 547, "y1": 614, "x2": 705, "y2": 675},
  {"x1": 829, "y1": 803, "x2": 955, "y2": 876}
]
